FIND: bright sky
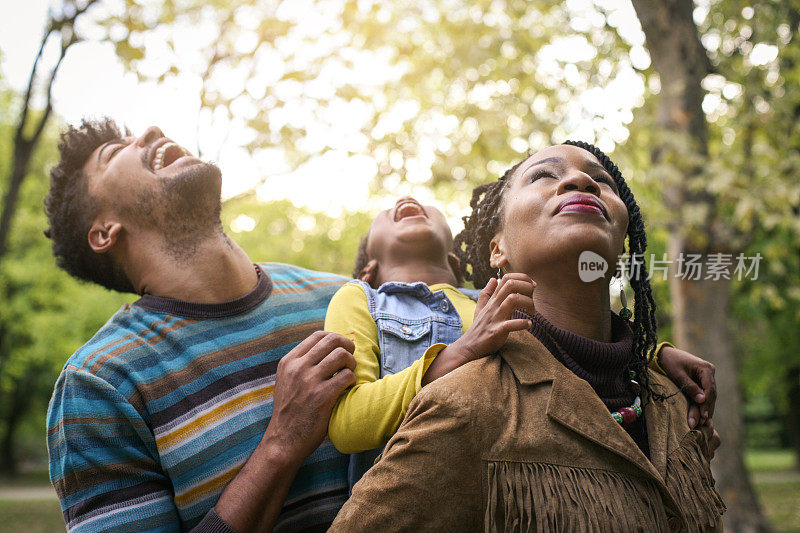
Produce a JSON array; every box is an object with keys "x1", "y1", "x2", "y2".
[{"x1": 0, "y1": 0, "x2": 387, "y2": 217}]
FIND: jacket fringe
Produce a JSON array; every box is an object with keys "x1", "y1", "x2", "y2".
[
  {"x1": 484, "y1": 461, "x2": 670, "y2": 533},
  {"x1": 485, "y1": 436, "x2": 725, "y2": 533},
  {"x1": 664, "y1": 431, "x2": 727, "y2": 532}
]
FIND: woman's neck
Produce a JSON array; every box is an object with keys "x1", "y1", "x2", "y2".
[{"x1": 530, "y1": 270, "x2": 612, "y2": 342}]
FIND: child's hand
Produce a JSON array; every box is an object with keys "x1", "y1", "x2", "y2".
[
  {"x1": 657, "y1": 345, "x2": 717, "y2": 429},
  {"x1": 448, "y1": 273, "x2": 536, "y2": 365}
]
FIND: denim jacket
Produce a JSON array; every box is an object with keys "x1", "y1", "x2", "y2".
[{"x1": 347, "y1": 279, "x2": 479, "y2": 489}]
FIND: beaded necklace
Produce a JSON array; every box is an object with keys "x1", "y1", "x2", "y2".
[{"x1": 611, "y1": 380, "x2": 642, "y2": 426}]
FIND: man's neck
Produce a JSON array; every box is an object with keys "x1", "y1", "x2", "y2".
[
  {"x1": 128, "y1": 233, "x2": 258, "y2": 303},
  {"x1": 376, "y1": 258, "x2": 458, "y2": 288},
  {"x1": 530, "y1": 268, "x2": 612, "y2": 342}
]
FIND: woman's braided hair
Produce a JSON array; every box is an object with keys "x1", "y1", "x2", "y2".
[{"x1": 453, "y1": 140, "x2": 663, "y2": 400}]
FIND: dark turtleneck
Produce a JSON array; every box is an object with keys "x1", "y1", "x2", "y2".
[{"x1": 513, "y1": 309, "x2": 650, "y2": 457}]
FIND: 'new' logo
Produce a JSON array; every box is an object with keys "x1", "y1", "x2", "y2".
[{"x1": 578, "y1": 251, "x2": 608, "y2": 282}]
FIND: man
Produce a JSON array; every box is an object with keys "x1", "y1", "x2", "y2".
[{"x1": 45, "y1": 119, "x2": 356, "y2": 532}]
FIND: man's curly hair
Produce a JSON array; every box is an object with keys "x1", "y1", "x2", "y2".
[{"x1": 44, "y1": 118, "x2": 136, "y2": 293}]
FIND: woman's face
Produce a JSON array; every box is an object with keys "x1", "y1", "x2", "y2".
[{"x1": 491, "y1": 145, "x2": 629, "y2": 280}]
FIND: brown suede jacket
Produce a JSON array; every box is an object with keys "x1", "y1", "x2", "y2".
[{"x1": 330, "y1": 330, "x2": 725, "y2": 532}]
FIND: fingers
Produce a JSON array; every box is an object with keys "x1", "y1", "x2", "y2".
[
  {"x1": 708, "y1": 429, "x2": 721, "y2": 460},
  {"x1": 697, "y1": 420, "x2": 721, "y2": 459},
  {"x1": 698, "y1": 424, "x2": 713, "y2": 458},
  {"x1": 327, "y1": 367, "x2": 356, "y2": 396},
  {"x1": 315, "y1": 346, "x2": 357, "y2": 378},
  {"x1": 687, "y1": 403, "x2": 701, "y2": 429},
  {"x1": 659, "y1": 346, "x2": 717, "y2": 424},
  {"x1": 677, "y1": 375, "x2": 705, "y2": 405},
  {"x1": 283, "y1": 330, "x2": 329, "y2": 361},
  {"x1": 675, "y1": 373, "x2": 704, "y2": 428},
  {"x1": 697, "y1": 362, "x2": 717, "y2": 420},
  {"x1": 302, "y1": 332, "x2": 355, "y2": 366},
  {"x1": 501, "y1": 318, "x2": 534, "y2": 334},
  {"x1": 475, "y1": 277, "x2": 498, "y2": 315},
  {"x1": 494, "y1": 273, "x2": 536, "y2": 299},
  {"x1": 491, "y1": 274, "x2": 536, "y2": 315}
]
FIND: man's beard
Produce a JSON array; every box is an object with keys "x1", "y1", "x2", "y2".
[{"x1": 129, "y1": 161, "x2": 225, "y2": 259}]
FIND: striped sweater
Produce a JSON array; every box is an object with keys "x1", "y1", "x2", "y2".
[{"x1": 47, "y1": 263, "x2": 349, "y2": 532}]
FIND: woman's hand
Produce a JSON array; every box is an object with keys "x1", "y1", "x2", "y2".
[
  {"x1": 448, "y1": 273, "x2": 536, "y2": 365},
  {"x1": 421, "y1": 273, "x2": 535, "y2": 386},
  {"x1": 657, "y1": 345, "x2": 717, "y2": 429}
]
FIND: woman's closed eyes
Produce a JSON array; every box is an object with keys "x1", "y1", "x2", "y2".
[
  {"x1": 527, "y1": 168, "x2": 617, "y2": 192},
  {"x1": 527, "y1": 170, "x2": 557, "y2": 183}
]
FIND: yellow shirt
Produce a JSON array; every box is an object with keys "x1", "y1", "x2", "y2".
[
  {"x1": 325, "y1": 281, "x2": 671, "y2": 454},
  {"x1": 326, "y1": 282, "x2": 476, "y2": 453}
]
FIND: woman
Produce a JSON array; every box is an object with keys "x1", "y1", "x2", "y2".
[{"x1": 330, "y1": 142, "x2": 725, "y2": 531}]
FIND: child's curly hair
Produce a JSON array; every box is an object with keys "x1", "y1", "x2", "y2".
[
  {"x1": 44, "y1": 118, "x2": 136, "y2": 293},
  {"x1": 352, "y1": 233, "x2": 370, "y2": 279},
  {"x1": 453, "y1": 141, "x2": 662, "y2": 400}
]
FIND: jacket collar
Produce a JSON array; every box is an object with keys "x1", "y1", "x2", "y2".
[
  {"x1": 500, "y1": 330, "x2": 559, "y2": 385},
  {"x1": 500, "y1": 330, "x2": 671, "y2": 483}
]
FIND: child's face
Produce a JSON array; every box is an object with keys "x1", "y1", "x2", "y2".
[{"x1": 367, "y1": 197, "x2": 454, "y2": 264}]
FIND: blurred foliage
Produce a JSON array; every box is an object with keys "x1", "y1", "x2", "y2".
[
  {"x1": 626, "y1": 0, "x2": 800, "y2": 453},
  {"x1": 0, "y1": 81, "x2": 134, "y2": 470},
  {"x1": 221, "y1": 196, "x2": 372, "y2": 277}
]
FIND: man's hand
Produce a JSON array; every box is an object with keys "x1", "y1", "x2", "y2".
[
  {"x1": 657, "y1": 345, "x2": 717, "y2": 429},
  {"x1": 214, "y1": 331, "x2": 356, "y2": 533},
  {"x1": 422, "y1": 273, "x2": 535, "y2": 386},
  {"x1": 698, "y1": 419, "x2": 722, "y2": 460},
  {"x1": 265, "y1": 331, "x2": 357, "y2": 459}
]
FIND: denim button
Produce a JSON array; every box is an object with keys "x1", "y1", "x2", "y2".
[
  {"x1": 441, "y1": 300, "x2": 450, "y2": 312},
  {"x1": 401, "y1": 325, "x2": 412, "y2": 335}
]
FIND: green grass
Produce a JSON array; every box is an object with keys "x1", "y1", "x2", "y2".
[
  {"x1": 746, "y1": 448, "x2": 798, "y2": 473},
  {"x1": 745, "y1": 449, "x2": 800, "y2": 532},
  {"x1": 754, "y1": 479, "x2": 800, "y2": 533},
  {"x1": 0, "y1": 452, "x2": 798, "y2": 531},
  {"x1": 0, "y1": 500, "x2": 64, "y2": 532},
  {"x1": 0, "y1": 469, "x2": 51, "y2": 489}
]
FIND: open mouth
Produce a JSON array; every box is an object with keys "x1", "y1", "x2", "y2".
[
  {"x1": 394, "y1": 199, "x2": 427, "y2": 221},
  {"x1": 151, "y1": 142, "x2": 189, "y2": 171}
]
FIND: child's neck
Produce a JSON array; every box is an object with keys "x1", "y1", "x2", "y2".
[{"x1": 377, "y1": 258, "x2": 458, "y2": 287}]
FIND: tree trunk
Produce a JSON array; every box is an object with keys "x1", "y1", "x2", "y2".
[
  {"x1": 633, "y1": 1, "x2": 771, "y2": 530},
  {"x1": 786, "y1": 364, "x2": 800, "y2": 459},
  {"x1": 0, "y1": 0, "x2": 92, "y2": 260},
  {"x1": 0, "y1": 142, "x2": 35, "y2": 258},
  {"x1": 668, "y1": 245, "x2": 770, "y2": 532},
  {"x1": 0, "y1": 377, "x2": 31, "y2": 475}
]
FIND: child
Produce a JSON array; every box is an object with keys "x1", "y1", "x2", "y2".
[{"x1": 325, "y1": 196, "x2": 715, "y2": 486}]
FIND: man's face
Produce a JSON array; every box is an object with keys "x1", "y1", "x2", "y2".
[{"x1": 83, "y1": 126, "x2": 223, "y2": 243}]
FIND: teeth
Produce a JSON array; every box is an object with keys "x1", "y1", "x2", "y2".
[
  {"x1": 153, "y1": 145, "x2": 166, "y2": 170},
  {"x1": 396, "y1": 202, "x2": 423, "y2": 220},
  {"x1": 152, "y1": 143, "x2": 185, "y2": 171}
]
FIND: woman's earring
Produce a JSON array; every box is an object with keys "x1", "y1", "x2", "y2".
[{"x1": 618, "y1": 278, "x2": 632, "y2": 320}]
